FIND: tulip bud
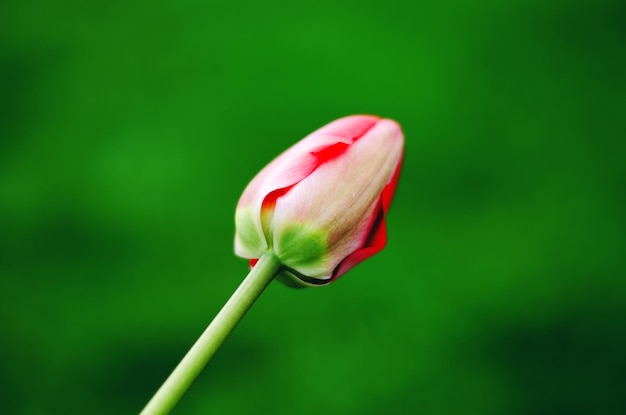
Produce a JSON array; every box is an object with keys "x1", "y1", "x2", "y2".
[{"x1": 234, "y1": 115, "x2": 404, "y2": 287}]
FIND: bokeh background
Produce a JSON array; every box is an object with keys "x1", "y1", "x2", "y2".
[{"x1": 1, "y1": 0, "x2": 625, "y2": 414}]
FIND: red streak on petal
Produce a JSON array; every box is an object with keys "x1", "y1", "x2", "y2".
[
  {"x1": 262, "y1": 185, "x2": 294, "y2": 210},
  {"x1": 309, "y1": 117, "x2": 379, "y2": 165},
  {"x1": 249, "y1": 258, "x2": 258, "y2": 268},
  {"x1": 260, "y1": 185, "x2": 295, "y2": 243},
  {"x1": 311, "y1": 142, "x2": 350, "y2": 164},
  {"x1": 380, "y1": 154, "x2": 403, "y2": 213}
]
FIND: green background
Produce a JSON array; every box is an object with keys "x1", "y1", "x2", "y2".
[{"x1": 1, "y1": 0, "x2": 625, "y2": 414}]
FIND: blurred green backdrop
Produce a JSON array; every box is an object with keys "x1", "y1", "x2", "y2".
[{"x1": 1, "y1": 0, "x2": 625, "y2": 414}]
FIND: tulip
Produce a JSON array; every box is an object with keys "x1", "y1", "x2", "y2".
[
  {"x1": 141, "y1": 116, "x2": 403, "y2": 415},
  {"x1": 235, "y1": 115, "x2": 404, "y2": 287}
]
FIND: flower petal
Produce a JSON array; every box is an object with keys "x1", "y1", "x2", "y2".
[
  {"x1": 235, "y1": 115, "x2": 380, "y2": 258},
  {"x1": 271, "y1": 118, "x2": 404, "y2": 278},
  {"x1": 332, "y1": 154, "x2": 403, "y2": 279}
]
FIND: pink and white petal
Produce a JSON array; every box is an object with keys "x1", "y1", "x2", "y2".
[
  {"x1": 272, "y1": 118, "x2": 404, "y2": 277},
  {"x1": 237, "y1": 115, "x2": 380, "y2": 208},
  {"x1": 331, "y1": 138, "x2": 404, "y2": 278},
  {"x1": 235, "y1": 115, "x2": 380, "y2": 253}
]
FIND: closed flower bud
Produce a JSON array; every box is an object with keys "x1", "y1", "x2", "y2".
[{"x1": 234, "y1": 115, "x2": 404, "y2": 287}]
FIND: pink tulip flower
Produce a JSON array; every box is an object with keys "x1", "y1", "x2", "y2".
[{"x1": 235, "y1": 115, "x2": 404, "y2": 287}]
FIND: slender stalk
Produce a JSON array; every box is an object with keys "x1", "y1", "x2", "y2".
[{"x1": 140, "y1": 253, "x2": 282, "y2": 415}]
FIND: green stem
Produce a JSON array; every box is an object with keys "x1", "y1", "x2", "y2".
[{"x1": 140, "y1": 253, "x2": 282, "y2": 415}]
